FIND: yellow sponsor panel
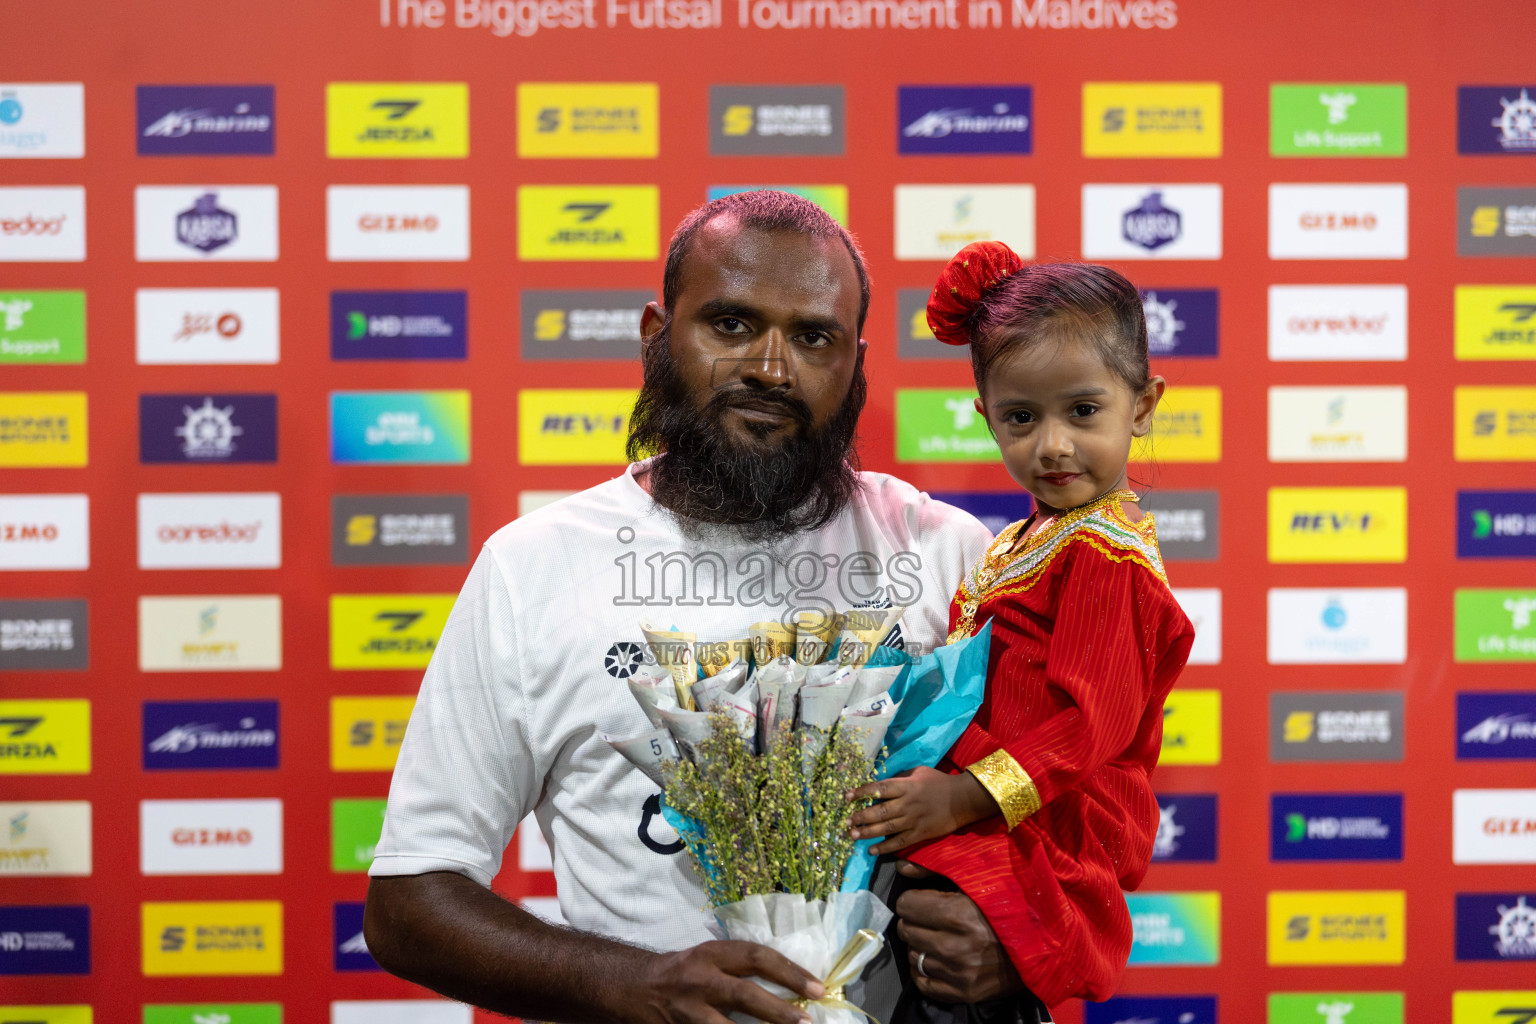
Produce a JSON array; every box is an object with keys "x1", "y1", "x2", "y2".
[
  {"x1": 519, "y1": 388, "x2": 638, "y2": 465},
  {"x1": 1159, "y1": 689, "x2": 1220, "y2": 765},
  {"x1": 1266, "y1": 890, "x2": 1405, "y2": 965},
  {"x1": 1453, "y1": 992, "x2": 1536, "y2": 1024},
  {"x1": 0, "y1": 1009, "x2": 91, "y2": 1024},
  {"x1": 326, "y1": 82, "x2": 469, "y2": 158},
  {"x1": 141, "y1": 901, "x2": 283, "y2": 976},
  {"x1": 518, "y1": 83, "x2": 659, "y2": 158},
  {"x1": 1267, "y1": 487, "x2": 1407, "y2": 563},
  {"x1": 1083, "y1": 82, "x2": 1223, "y2": 157},
  {"x1": 1456, "y1": 386, "x2": 1536, "y2": 461},
  {"x1": 1456, "y1": 286, "x2": 1536, "y2": 360},
  {"x1": 518, "y1": 185, "x2": 659, "y2": 261},
  {"x1": 331, "y1": 695, "x2": 416, "y2": 771},
  {"x1": 329, "y1": 594, "x2": 455, "y2": 670},
  {"x1": 1133, "y1": 386, "x2": 1221, "y2": 463},
  {"x1": 0, "y1": 392, "x2": 87, "y2": 467},
  {"x1": 0, "y1": 699, "x2": 90, "y2": 775}
]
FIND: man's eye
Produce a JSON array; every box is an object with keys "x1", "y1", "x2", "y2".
[
  {"x1": 798, "y1": 333, "x2": 832, "y2": 348},
  {"x1": 715, "y1": 318, "x2": 749, "y2": 334}
]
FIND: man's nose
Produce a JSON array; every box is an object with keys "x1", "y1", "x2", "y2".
[{"x1": 737, "y1": 328, "x2": 795, "y2": 390}]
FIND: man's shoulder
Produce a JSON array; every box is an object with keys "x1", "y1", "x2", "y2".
[{"x1": 852, "y1": 471, "x2": 993, "y2": 546}]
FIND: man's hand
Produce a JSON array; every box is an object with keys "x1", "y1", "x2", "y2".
[
  {"x1": 893, "y1": 862, "x2": 1024, "y2": 1004},
  {"x1": 635, "y1": 940, "x2": 824, "y2": 1024},
  {"x1": 848, "y1": 766, "x2": 997, "y2": 854}
]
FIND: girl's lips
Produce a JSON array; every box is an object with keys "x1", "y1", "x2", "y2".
[{"x1": 1039, "y1": 473, "x2": 1081, "y2": 485}]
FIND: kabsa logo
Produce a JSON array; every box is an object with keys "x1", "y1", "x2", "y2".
[
  {"x1": 1453, "y1": 789, "x2": 1536, "y2": 865},
  {"x1": 1140, "y1": 288, "x2": 1218, "y2": 357},
  {"x1": 330, "y1": 391, "x2": 471, "y2": 465},
  {"x1": 139, "y1": 394, "x2": 277, "y2": 465},
  {"x1": 897, "y1": 86, "x2": 1032, "y2": 155},
  {"x1": 1268, "y1": 992, "x2": 1404, "y2": 1024},
  {"x1": 140, "y1": 901, "x2": 283, "y2": 976},
  {"x1": 517, "y1": 185, "x2": 659, "y2": 261},
  {"x1": 0, "y1": 392, "x2": 87, "y2": 468},
  {"x1": 1267, "y1": 386, "x2": 1407, "y2": 462},
  {"x1": 134, "y1": 186, "x2": 277, "y2": 262},
  {"x1": 1459, "y1": 186, "x2": 1536, "y2": 256},
  {"x1": 1459, "y1": 86, "x2": 1536, "y2": 155},
  {"x1": 518, "y1": 83, "x2": 658, "y2": 158},
  {"x1": 1458, "y1": 693, "x2": 1536, "y2": 760},
  {"x1": 1081, "y1": 82, "x2": 1222, "y2": 157},
  {"x1": 1456, "y1": 285, "x2": 1536, "y2": 360},
  {"x1": 0, "y1": 494, "x2": 89, "y2": 571},
  {"x1": 137, "y1": 596, "x2": 282, "y2": 672},
  {"x1": 1271, "y1": 793, "x2": 1403, "y2": 861},
  {"x1": 1456, "y1": 589, "x2": 1536, "y2": 662},
  {"x1": 135, "y1": 287, "x2": 280, "y2": 365},
  {"x1": 1270, "y1": 692, "x2": 1404, "y2": 762},
  {"x1": 1266, "y1": 890, "x2": 1405, "y2": 965},
  {"x1": 142, "y1": 699, "x2": 279, "y2": 771},
  {"x1": 326, "y1": 82, "x2": 468, "y2": 158},
  {"x1": 927, "y1": 491, "x2": 1035, "y2": 538},
  {"x1": 330, "y1": 696, "x2": 416, "y2": 771},
  {"x1": 331, "y1": 797, "x2": 387, "y2": 872},
  {"x1": 1452, "y1": 993, "x2": 1536, "y2": 1024},
  {"x1": 1267, "y1": 487, "x2": 1407, "y2": 563},
  {"x1": 1270, "y1": 83, "x2": 1407, "y2": 157},
  {"x1": 331, "y1": 291, "x2": 467, "y2": 360},
  {"x1": 1172, "y1": 588, "x2": 1221, "y2": 665},
  {"x1": 520, "y1": 289, "x2": 649, "y2": 361},
  {"x1": 1150, "y1": 792, "x2": 1217, "y2": 862},
  {"x1": 0, "y1": 700, "x2": 90, "y2": 775},
  {"x1": 136, "y1": 85, "x2": 275, "y2": 156},
  {"x1": 326, "y1": 185, "x2": 470, "y2": 261},
  {"x1": 333, "y1": 903, "x2": 379, "y2": 971},
  {"x1": 137, "y1": 493, "x2": 281, "y2": 570},
  {"x1": 709, "y1": 85, "x2": 844, "y2": 156},
  {"x1": 0, "y1": 83, "x2": 85, "y2": 158},
  {"x1": 0, "y1": 186, "x2": 86, "y2": 262},
  {"x1": 0, "y1": 599, "x2": 88, "y2": 672},
  {"x1": 1268, "y1": 284, "x2": 1408, "y2": 362},
  {"x1": 0, "y1": 800, "x2": 92, "y2": 876},
  {"x1": 0, "y1": 904, "x2": 90, "y2": 975},
  {"x1": 331, "y1": 495, "x2": 469, "y2": 567},
  {"x1": 1135, "y1": 385, "x2": 1221, "y2": 463},
  {"x1": 1457, "y1": 893, "x2": 1536, "y2": 961},
  {"x1": 1125, "y1": 892, "x2": 1220, "y2": 966},
  {"x1": 1266, "y1": 588, "x2": 1408, "y2": 665},
  {"x1": 894, "y1": 389, "x2": 996, "y2": 463},
  {"x1": 1081, "y1": 184, "x2": 1222, "y2": 260},
  {"x1": 1269, "y1": 183, "x2": 1408, "y2": 259},
  {"x1": 0, "y1": 289, "x2": 86, "y2": 365},
  {"x1": 329, "y1": 595, "x2": 455, "y2": 670},
  {"x1": 1159, "y1": 689, "x2": 1220, "y2": 765},
  {"x1": 1085, "y1": 996, "x2": 1216, "y2": 1024},
  {"x1": 518, "y1": 389, "x2": 637, "y2": 465},
  {"x1": 1456, "y1": 386, "x2": 1536, "y2": 461},
  {"x1": 1458, "y1": 491, "x2": 1536, "y2": 559},
  {"x1": 895, "y1": 184, "x2": 1037, "y2": 261},
  {"x1": 896, "y1": 288, "x2": 966, "y2": 361},
  {"x1": 140, "y1": 799, "x2": 283, "y2": 876},
  {"x1": 1139, "y1": 489, "x2": 1219, "y2": 561}
]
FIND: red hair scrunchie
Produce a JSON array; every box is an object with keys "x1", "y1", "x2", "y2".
[{"x1": 925, "y1": 240, "x2": 1026, "y2": 346}]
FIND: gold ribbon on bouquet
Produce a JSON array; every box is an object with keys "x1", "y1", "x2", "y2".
[{"x1": 791, "y1": 928, "x2": 884, "y2": 1023}]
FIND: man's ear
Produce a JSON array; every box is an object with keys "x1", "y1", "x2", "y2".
[
  {"x1": 1131, "y1": 376, "x2": 1166, "y2": 437},
  {"x1": 640, "y1": 301, "x2": 667, "y2": 348}
]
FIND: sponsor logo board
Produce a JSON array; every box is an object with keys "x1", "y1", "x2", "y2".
[
  {"x1": 1457, "y1": 893, "x2": 1536, "y2": 961},
  {"x1": 519, "y1": 491, "x2": 575, "y2": 516},
  {"x1": 1267, "y1": 487, "x2": 1407, "y2": 563},
  {"x1": 332, "y1": 798, "x2": 387, "y2": 872},
  {"x1": 1453, "y1": 992, "x2": 1536, "y2": 1024},
  {"x1": 140, "y1": 901, "x2": 282, "y2": 976},
  {"x1": 142, "y1": 1005, "x2": 282, "y2": 1024},
  {"x1": 326, "y1": 82, "x2": 468, "y2": 158},
  {"x1": 1270, "y1": 83, "x2": 1407, "y2": 157},
  {"x1": 1081, "y1": 184, "x2": 1222, "y2": 260},
  {"x1": 332, "y1": 494, "x2": 468, "y2": 566},
  {"x1": 518, "y1": 389, "x2": 636, "y2": 465},
  {"x1": 1454, "y1": 789, "x2": 1536, "y2": 864},
  {"x1": 140, "y1": 799, "x2": 283, "y2": 875},
  {"x1": 137, "y1": 493, "x2": 281, "y2": 570},
  {"x1": 1140, "y1": 490, "x2": 1219, "y2": 561},
  {"x1": 330, "y1": 391, "x2": 470, "y2": 465},
  {"x1": 0, "y1": 801, "x2": 91, "y2": 876},
  {"x1": 518, "y1": 83, "x2": 658, "y2": 158},
  {"x1": 520, "y1": 289, "x2": 648, "y2": 361},
  {"x1": 0, "y1": 290, "x2": 85, "y2": 364},
  {"x1": 1460, "y1": 186, "x2": 1536, "y2": 256},
  {"x1": 0, "y1": 1007, "x2": 92, "y2": 1024},
  {"x1": 0, "y1": 700, "x2": 89, "y2": 775},
  {"x1": 142, "y1": 699, "x2": 279, "y2": 770},
  {"x1": 1125, "y1": 892, "x2": 1220, "y2": 965},
  {"x1": 895, "y1": 389, "x2": 991, "y2": 463},
  {"x1": 1268, "y1": 386, "x2": 1407, "y2": 462},
  {"x1": 331, "y1": 696, "x2": 416, "y2": 771},
  {"x1": 0, "y1": 495, "x2": 88, "y2": 571},
  {"x1": 1458, "y1": 692, "x2": 1536, "y2": 760},
  {"x1": 1271, "y1": 692, "x2": 1404, "y2": 762},
  {"x1": 0, "y1": 187, "x2": 85, "y2": 261},
  {"x1": 897, "y1": 86, "x2": 1032, "y2": 155},
  {"x1": 1456, "y1": 285, "x2": 1536, "y2": 360},
  {"x1": 1268, "y1": 993, "x2": 1403, "y2": 1024},
  {"x1": 1086, "y1": 997, "x2": 1216, "y2": 1024},
  {"x1": 334, "y1": 902, "x2": 378, "y2": 971},
  {"x1": 1458, "y1": 490, "x2": 1536, "y2": 558},
  {"x1": 1271, "y1": 793, "x2": 1402, "y2": 861},
  {"x1": 518, "y1": 185, "x2": 659, "y2": 261},
  {"x1": 1267, "y1": 890, "x2": 1405, "y2": 965},
  {"x1": 0, "y1": 599, "x2": 87, "y2": 671},
  {"x1": 1267, "y1": 588, "x2": 1407, "y2": 665},
  {"x1": 139, "y1": 393, "x2": 277, "y2": 464},
  {"x1": 1456, "y1": 386, "x2": 1536, "y2": 461},
  {"x1": 1161, "y1": 689, "x2": 1220, "y2": 765},
  {"x1": 331, "y1": 291, "x2": 467, "y2": 360},
  {"x1": 1151, "y1": 793, "x2": 1217, "y2": 863},
  {"x1": 137, "y1": 85, "x2": 275, "y2": 156},
  {"x1": 330, "y1": 1002, "x2": 473, "y2": 1024},
  {"x1": 0, "y1": 83, "x2": 84, "y2": 158},
  {"x1": 927, "y1": 492, "x2": 1034, "y2": 538},
  {"x1": 0, "y1": 905, "x2": 89, "y2": 974},
  {"x1": 707, "y1": 185, "x2": 847, "y2": 226},
  {"x1": 1173, "y1": 588, "x2": 1220, "y2": 665},
  {"x1": 134, "y1": 186, "x2": 277, "y2": 261},
  {"x1": 327, "y1": 185, "x2": 470, "y2": 261},
  {"x1": 895, "y1": 184, "x2": 1036, "y2": 261},
  {"x1": 1459, "y1": 86, "x2": 1536, "y2": 155},
  {"x1": 1268, "y1": 284, "x2": 1408, "y2": 361},
  {"x1": 1134, "y1": 385, "x2": 1221, "y2": 462},
  {"x1": 1456, "y1": 589, "x2": 1536, "y2": 662},
  {"x1": 1269, "y1": 183, "x2": 1408, "y2": 259},
  {"x1": 0, "y1": 392, "x2": 86, "y2": 467},
  {"x1": 895, "y1": 288, "x2": 964, "y2": 360},
  {"x1": 709, "y1": 85, "x2": 844, "y2": 156},
  {"x1": 135, "y1": 287, "x2": 280, "y2": 365},
  {"x1": 330, "y1": 595, "x2": 454, "y2": 670},
  {"x1": 1141, "y1": 288, "x2": 1218, "y2": 358},
  {"x1": 1082, "y1": 82, "x2": 1222, "y2": 157},
  {"x1": 137, "y1": 596, "x2": 281, "y2": 672}
]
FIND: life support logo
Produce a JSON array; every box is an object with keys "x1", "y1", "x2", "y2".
[
  {"x1": 329, "y1": 595, "x2": 455, "y2": 670},
  {"x1": 1266, "y1": 890, "x2": 1405, "y2": 965},
  {"x1": 1134, "y1": 385, "x2": 1221, "y2": 463},
  {"x1": 332, "y1": 798, "x2": 387, "y2": 872},
  {"x1": 894, "y1": 389, "x2": 996, "y2": 463},
  {"x1": 1268, "y1": 992, "x2": 1404, "y2": 1024},
  {"x1": 1082, "y1": 82, "x2": 1222, "y2": 157},
  {"x1": 1270, "y1": 83, "x2": 1407, "y2": 157},
  {"x1": 0, "y1": 700, "x2": 90, "y2": 775},
  {"x1": 518, "y1": 389, "x2": 638, "y2": 465},
  {"x1": 518, "y1": 186, "x2": 659, "y2": 261},
  {"x1": 329, "y1": 696, "x2": 417, "y2": 771},
  {"x1": 326, "y1": 82, "x2": 468, "y2": 158},
  {"x1": 0, "y1": 289, "x2": 85, "y2": 365},
  {"x1": 518, "y1": 83, "x2": 658, "y2": 158},
  {"x1": 1267, "y1": 487, "x2": 1407, "y2": 563},
  {"x1": 1159, "y1": 689, "x2": 1220, "y2": 765},
  {"x1": 140, "y1": 901, "x2": 283, "y2": 976},
  {"x1": 0, "y1": 392, "x2": 86, "y2": 468}
]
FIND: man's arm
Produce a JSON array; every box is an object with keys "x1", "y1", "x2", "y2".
[{"x1": 365, "y1": 871, "x2": 825, "y2": 1024}]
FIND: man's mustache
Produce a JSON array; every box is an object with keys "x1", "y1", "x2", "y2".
[{"x1": 705, "y1": 387, "x2": 814, "y2": 430}]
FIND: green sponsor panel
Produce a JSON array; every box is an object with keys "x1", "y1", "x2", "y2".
[
  {"x1": 1455, "y1": 588, "x2": 1536, "y2": 661},
  {"x1": 332, "y1": 797, "x2": 388, "y2": 871},
  {"x1": 895, "y1": 389, "x2": 996, "y2": 463},
  {"x1": 0, "y1": 290, "x2": 86, "y2": 364},
  {"x1": 1268, "y1": 992, "x2": 1403, "y2": 1024},
  {"x1": 144, "y1": 1005, "x2": 282, "y2": 1024},
  {"x1": 1270, "y1": 84, "x2": 1407, "y2": 156}
]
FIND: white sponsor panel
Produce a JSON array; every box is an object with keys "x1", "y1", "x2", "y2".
[
  {"x1": 0, "y1": 83, "x2": 86, "y2": 158},
  {"x1": 1268, "y1": 284, "x2": 1408, "y2": 361},
  {"x1": 1268, "y1": 386, "x2": 1408, "y2": 462},
  {"x1": 327, "y1": 185, "x2": 471, "y2": 262},
  {"x1": 1171, "y1": 588, "x2": 1221, "y2": 665},
  {"x1": 0, "y1": 186, "x2": 85, "y2": 261},
  {"x1": 517, "y1": 490, "x2": 576, "y2": 517},
  {"x1": 140, "y1": 798, "x2": 283, "y2": 875},
  {"x1": 1080, "y1": 184, "x2": 1223, "y2": 260},
  {"x1": 134, "y1": 185, "x2": 278, "y2": 261},
  {"x1": 1267, "y1": 588, "x2": 1408, "y2": 665},
  {"x1": 331, "y1": 1002, "x2": 474, "y2": 1024},
  {"x1": 1268, "y1": 183, "x2": 1408, "y2": 260},
  {"x1": 518, "y1": 814, "x2": 553, "y2": 871},
  {"x1": 0, "y1": 801, "x2": 92, "y2": 876},
  {"x1": 137, "y1": 493, "x2": 281, "y2": 570},
  {"x1": 894, "y1": 185, "x2": 1035, "y2": 261},
  {"x1": 138, "y1": 595, "x2": 282, "y2": 672},
  {"x1": 1453, "y1": 788, "x2": 1536, "y2": 865},
  {"x1": 0, "y1": 494, "x2": 89, "y2": 570},
  {"x1": 135, "y1": 287, "x2": 280, "y2": 365}
]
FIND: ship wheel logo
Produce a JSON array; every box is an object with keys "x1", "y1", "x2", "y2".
[
  {"x1": 1142, "y1": 291, "x2": 1186, "y2": 354},
  {"x1": 1494, "y1": 88, "x2": 1536, "y2": 150},
  {"x1": 1491, "y1": 895, "x2": 1536, "y2": 958},
  {"x1": 176, "y1": 397, "x2": 243, "y2": 458},
  {"x1": 604, "y1": 641, "x2": 645, "y2": 679}
]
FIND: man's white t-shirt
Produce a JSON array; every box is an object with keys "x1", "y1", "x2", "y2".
[{"x1": 371, "y1": 461, "x2": 992, "y2": 953}]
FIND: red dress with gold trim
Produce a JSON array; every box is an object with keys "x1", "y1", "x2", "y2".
[{"x1": 904, "y1": 494, "x2": 1195, "y2": 1006}]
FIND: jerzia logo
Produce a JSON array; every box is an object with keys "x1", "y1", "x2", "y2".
[
  {"x1": 326, "y1": 82, "x2": 468, "y2": 158},
  {"x1": 519, "y1": 186, "x2": 658, "y2": 261}
]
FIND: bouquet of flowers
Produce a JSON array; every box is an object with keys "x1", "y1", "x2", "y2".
[{"x1": 604, "y1": 607, "x2": 993, "y2": 1024}]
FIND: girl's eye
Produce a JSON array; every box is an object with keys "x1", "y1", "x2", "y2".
[
  {"x1": 1007, "y1": 410, "x2": 1034, "y2": 425},
  {"x1": 1072, "y1": 403, "x2": 1099, "y2": 417}
]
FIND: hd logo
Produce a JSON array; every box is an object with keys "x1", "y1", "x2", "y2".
[
  {"x1": 329, "y1": 594, "x2": 455, "y2": 669},
  {"x1": 1267, "y1": 890, "x2": 1405, "y2": 965},
  {"x1": 519, "y1": 186, "x2": 658, "y2": 261},
  {"x1": 517, "y1": 83, "x2": 658, "y2": 158},
  {"x1": 1457, "y1": 387, "x2": 1536, "y2": 460},
  {"x1": 330, "y1": 696, "x2": 416, "y2": 771},
  {"x1": 326, "y1": 83, "x2": 468, "y2": 158},
  {"x1": 518, "y1": 389, "x2": 637, "y2": 465},
  {"x1": 1458, "y1": 491, "x2": 1536, "y2": 559},
  {"x1": 1456, "y1": 286, "x2": 1536, "y2": 360},
  {"x1": 1267, "y1": 487, "x2": 1407, "y2": 563},
  {"x1": 141, "y1": 901, "x2": 282, "y2": 976}
]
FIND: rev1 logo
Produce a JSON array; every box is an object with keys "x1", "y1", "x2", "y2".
[
  {"x1": 709, "y1": 85, "x2": 844, "y2": 156},
  {"x1": 1082, "y1": 184, "x2": 1222, "y2": 260},
  {"x1": 1456, "y1": 893, "x2": 1536, "y2": 961},
  {"x1": 895, "y1": 185, "x2": 1037, "y2": 262},
  {"x1": 1458, "y1": 491, "x2": 1536, "y2": 558},
  {"x1": 1151, "y1": 793, "x2": 1217, "y2": 862},
  {"x1": 1459, "y1": 186, "x2": 1536, "y2": 256},
  {"x1": 1459, "y1": 86, "x2": 1536, "y2": 155},
  {"x1": 142, "y1": 700, "x2": 279, "y2": 770},
  {"x1": 1084, "y1": 995, "x2": 1216, "y2": 1024},
  {"x1": 0, "y1": 83, "x2": 85, "y2": 158},
  {"x1": 1140, "y1": 288, "x2": 1217, "y2": 357},
  {"x1": 1139, "y1": 490, "x2": 1219, "y2": 562},
  {"x1": 334, "y1": 902, "x2": 379, "y2": 971},
  {"x1": 331, "y1": 494, "x2": 469, "y2": 566},
  {"x1": 0, "y1": 599, "x2": 87, "y2": 671},
  {"x1": 137, "y1": 85, "x2": 275, "y2": 156},
  {"x1": 139, "y1": 393, "x2": 277, "y2": 464},
  {"x1": 1458, "y1": 692, "x2": 1536, "y2": 760},
  {"x1": 1267, "y1": 487, "x2": 1407, "y2": 564},
  {"x1": 897, "y1": 86, "x2": 1032, "y2": 155},
  {"x1": 520, "y1": 290, "x2": 649, "y2": 361},
  {"x1": 927, "y1": 492, "x2": 1034, "y2": 538},
  {"x1": 0, "y1": 904, "x2": 89, "y2": 974},
  {"x1": 1453, "y1": 789, "x2": 1536, "y2": 865},
  {"x1": 331, "y1": 291, "x2": 467, "y2": 360},
  {"x1": 518, "y1": 389, "x2": 637, "y2": 466},
  {"x1": 1271, "y1": 692, "x2": 1404, "y2": 762},
  {"x1": 1271, "y1": 793, "x2": 1402, "y2": 861}
]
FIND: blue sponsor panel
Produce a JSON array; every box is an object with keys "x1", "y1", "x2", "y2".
[
  {"x1": 0, "y1": 905, "x2": 90, "y2": 975},
  {"x1": 1152, "y1": 793, "x2": 1218, "y2": 863},
  {"x1": 334, "y1": 902, "x2": 379, "y2": 971},
  {"x1": 1085, "y1": 995, "x2": 1217, "y2": 1024},
  {"x1": 1270, "y1": 793, "x2": 1402, "y2": 861},
  {"x1": 927, "y1": 492, "x2": 1034, "y2": 538},
  {"x1": 136, "y1": 85, "x2": 275, "y2": 156},
  {"x1": 142, "y1": 700, "x2": 280, "y2": 770},
  {"x1": 1457, "y1": 490, "x2": 1536, "y2": 558},
  {"x1": 1458, "y1": 86, "x2": 1536, "y2": 155},
  {"x1": 330, "y1": 291, "x2": 468, "y2": 361},
  {"x1": 897, "y1": 86, "x2": 1033, "y2": 155},
  {"x1": 139, "y1": 393, "x2": 278, "y2": 464},
  {"x1": 1456, "y1": 892, "x2": 1536, "y2": 961},
  {"x1": 1457, "y1": 691, "x2": 1536, "y2": 759},
  {"x1": 1141, "y1": 288, "x2": 1219, "y2": 358}
]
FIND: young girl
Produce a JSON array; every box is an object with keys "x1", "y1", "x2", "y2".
[{"x1": 849, "y1": 241, "x2": 1196, "y2": 1010}]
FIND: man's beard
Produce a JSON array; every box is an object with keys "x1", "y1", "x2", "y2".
[{"x1": 625, "y1": 325, "x2": 865, "y2": 543}]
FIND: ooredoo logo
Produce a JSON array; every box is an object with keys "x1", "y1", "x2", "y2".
[
  {"x1": 0, "y1": 187, "x2": 86, "y2": 262},
  {"x1": 1268, "y1": 284, "x2": 1408, "y2": 361},
  {"x1": 327, "y1": 185, "x2": 469, "y2": 261},
  {"x1": 136, "y1": 493, "x2": 281, "y2": 570}
]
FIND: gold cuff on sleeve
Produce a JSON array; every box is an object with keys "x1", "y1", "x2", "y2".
[{"x1": 966, "y1": 749, "x2": 1042, "y2": 830}]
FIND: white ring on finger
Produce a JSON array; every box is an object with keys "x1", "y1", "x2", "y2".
[{"x1": 915, "y1": 951, "x2": 927, "y2": 978}]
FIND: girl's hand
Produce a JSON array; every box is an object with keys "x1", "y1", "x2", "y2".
[{"x1": 847, "y1": 766, "x2": 999, "y2": 855}]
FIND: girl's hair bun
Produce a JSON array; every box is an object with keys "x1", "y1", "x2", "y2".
[{"x1": 925, "y1": 240, "x2": 1026, "y2": 346}]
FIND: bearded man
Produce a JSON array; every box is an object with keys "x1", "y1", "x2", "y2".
[{"x1": 364, "y1": 191, "x2": 1041, "y2": 1024}]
